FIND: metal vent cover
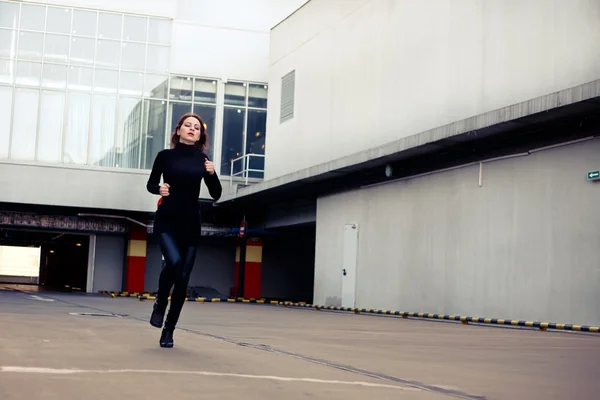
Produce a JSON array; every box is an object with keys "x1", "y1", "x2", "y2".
[{"x1": 280, "y1": 70, "x2": 295, "y2": 123}]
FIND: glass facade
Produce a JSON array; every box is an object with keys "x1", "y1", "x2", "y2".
[
  {"x1": 0, "y1": 0, "x2": 268, "y2": 179},
  {"x1": 221, "y1": 81, "x2": 268, "y2": 178}
]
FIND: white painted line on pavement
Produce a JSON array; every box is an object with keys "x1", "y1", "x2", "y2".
[
  {"x1": 0, "y1": 366, "x2": 420, "y2": 391},
  {"x1": 28, "y1": 295, "x2": 54, "y2": 302}
]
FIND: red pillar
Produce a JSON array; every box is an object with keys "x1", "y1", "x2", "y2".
[
  {"x1": 233, "y1": 237, "x2": 262, "y2": 298},
  {"x1": 125, "y1": 224, "x2": 147, "y2": 292}
]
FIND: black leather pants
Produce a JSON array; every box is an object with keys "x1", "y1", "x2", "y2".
[{"x1": 156, "y1": 232, "x2": 197, "y2": 329}]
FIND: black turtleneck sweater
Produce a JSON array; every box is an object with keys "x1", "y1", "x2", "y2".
[{"x1": 146, "y1": 142, "x2": 222, "y2": 244}]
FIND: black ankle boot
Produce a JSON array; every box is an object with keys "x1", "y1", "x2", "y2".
[
  {"x1": 159, "y1": 327, "x2": 174, "y2": 348},
  {"x1": 150, "y1": 302, "x2": 166, "y2": 328}
]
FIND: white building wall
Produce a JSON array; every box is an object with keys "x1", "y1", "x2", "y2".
[
  {"x1": 0, "y1": 161, "x2": 228, "y2": 211},
  {"x1": 314, "y1": 138, "x2": 600, "y2": 326},
  {"x1": 171, "y1": 0, "x2": 308, "y2": 82},
  {"x1": 265, "y1": 0, "x2": 600, "y2": 180},
  {"x1": 26, "y1": 0, "x2": 177, "y2": 17},
  {"x1": 170, "y1": 22, "x2": 271, "y2": 82},
  {"x1": 24, "y1": 0, "x2": 308, "y2": 82}
]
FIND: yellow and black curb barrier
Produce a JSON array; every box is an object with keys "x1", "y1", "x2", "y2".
[
  {"x1": 279, "y1": 301, "x2": 600, "y2": 334},
  {"x1": 98, "y1": 291, "x2": 278, "y2": 304},
  {"x1": 98, "y1": 291, "x2": 599, "y2": 334},
  {"x1": 193, "y1": 297, "x2": 279, "y2": 304},
  {"x1": 99, "y1": 290, "x2": 147, "y2": 298}
]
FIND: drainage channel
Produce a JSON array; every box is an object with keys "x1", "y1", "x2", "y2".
[
  {"x1": 69, "y1": 312, "x2": 125, "y2": 318},
  {"x1": 26, "y1": 292, "x2": 486, "y2": 400}
]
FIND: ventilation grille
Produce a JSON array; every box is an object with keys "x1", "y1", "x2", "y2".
[{"x1": 280, "y1": 70, "x2": 295, "y2": 123}]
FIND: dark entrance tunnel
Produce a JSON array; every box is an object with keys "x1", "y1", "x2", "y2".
[
  {"x1": 260, "y1": 223, "x2": 316, "y2": 303},
  {"x1": 0, "y1": 229, "x2": 89, "y2": 292}
]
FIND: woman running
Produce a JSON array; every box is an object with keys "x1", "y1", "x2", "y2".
[{"x1": 146, "y1": 112, "x2": 222, "y2": 348}]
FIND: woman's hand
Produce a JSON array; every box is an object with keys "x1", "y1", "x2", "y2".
[
  {"x1": 205, "y1": 158, "x2": 215, "y2": 175},
  {"x1": 159, "y1": 183, "x2": 170, "y2": 196}
]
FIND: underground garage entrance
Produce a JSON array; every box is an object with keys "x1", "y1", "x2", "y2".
[
  {"x1": 259, "y1": 223, "x2": 316, "y2": 304},
  {"x1": 0, "y1": 229, "x2": 90, "y2": 292}
]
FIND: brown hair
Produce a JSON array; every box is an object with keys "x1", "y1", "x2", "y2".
[{"x1": 170, "y1": 112, "x2": 209, "y2": 151}]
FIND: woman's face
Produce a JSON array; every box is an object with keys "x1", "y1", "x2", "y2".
[{"x1": 178, "y1": 117, "x2": 201, "y2": 144}]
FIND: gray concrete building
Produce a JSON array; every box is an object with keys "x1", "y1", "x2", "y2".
[
  {"x1": 218, "y1": 0, "x2": 600, "y2": 326},
  {"x1": 1, "y1": 0, "x2": 599, "y2": 327}
]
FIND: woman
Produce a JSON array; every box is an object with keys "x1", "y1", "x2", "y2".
[{"x1": 146, "y1": 112, "x2": 222, "y2": 348}]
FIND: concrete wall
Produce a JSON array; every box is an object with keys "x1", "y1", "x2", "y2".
[
  {"x1": 144, "y1": 236, "x2": 236, "y2": 296},
  {"x1": 171, "y1": 0, "x2": 308, "y2": 82},
  {"x1": 0, "y1": 161, "x2": 230, "y2": 212},
  {"x1": 265, "y1": 0, "x2": 600, "y2": 180},
  {"x1": 92, "y1": 234, "x2": 126, "y2": 292},
  {"x1": 314, "y1": 138, "x2": 600, "y2": 326}
]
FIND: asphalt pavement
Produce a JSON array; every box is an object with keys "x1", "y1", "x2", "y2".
[{"x1": 0, "y1": 286, "x2": 598, "y2": 400}]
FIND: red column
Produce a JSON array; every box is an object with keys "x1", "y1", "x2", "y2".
[
  {"x1": 233, "y1": 237, "x2": 263, "y2": 298},
  {"x1": 125, "y1": 224, "x2": 147, "y2": 292}
]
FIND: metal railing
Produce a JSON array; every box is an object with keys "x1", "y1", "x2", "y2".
[{"x1": 229, "y1": 154, "x2": 265, "y2": 185}]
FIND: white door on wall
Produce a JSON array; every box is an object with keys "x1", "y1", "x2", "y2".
[{"x1": 341, "y1": 223, "x2": 358, "y2": 308}]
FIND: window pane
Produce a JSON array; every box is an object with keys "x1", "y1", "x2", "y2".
[
  {"x1": 119, "y1": 71, "x2": 143, "y2": 96},
  {"x1": 246, "y1": 110, "x2": 267, "y2": 154},
  {"x1": 42, "y1": 63, "x2": 67, "y2": 89},
  {"x1": 0, "y1": 59, "x2": 15, "y2": 84},
  {"x1": 144, "y1": 74, "x2": 168, "y2": 98},
  {"x1": 121, "y1": 42, "x2": 145, "y2": 71},
  {"x1": 44, "y1": 34, "x2": 69, "y2": 63},
  {"x1": 146, "y1": 45, "x2": 169, "y2": 73},
  {"x1": 93, "y1": 68, "x2": 118, "y2": 93},
  {"x1": 0, "y1": 28, "x2": 17, "y2": 58},
  {"x1": 224, "y1": 81, "x2": 246, "y2": 106},
  {"x1": 90, "y1": 94, "x2": 116, "y2": 167},
  {"x1": 0, "y1": 86, "x2": 12, "y2": 159},
  {"x1": 68, "y1": 66, "x2": 92, "y2": 91},
  {"x1": 46, "y1": 6, "x2": 71, "y2": 34},
  {"x1": 220, "y1": 107, "x2": 245, "y2": 175},
  {"x1": 142, "y1": 99, "x2": 167, "y2": 169},
  {"x1": 96, "y1": 39, "x2": 120, "y2": 68},
  {"x1": 245, "y1": 109, "x2": 266, "y2": 178},
  {"x1": 169, "y1": 76, "x2": 192, "y2": 101},
  {"x1": 0, "y1": 2, "x2": 19, "y2": 29},
  {"x1": 117, "y1": 97, "x2": 142, "y2": 169},
  {"x1": 169, "y1": 102, "x2": 192, "y2": 135},
  {"x1": 193, "y1": 104, "x2": 216, "y2": 160},
  {"x1": 98, "y1": 12, "x2": 122, "y2": 40},
  {"x1": 15, "y1": 61, "x2": 41, "y2": 86},
  {"x1": 63, "y1": 92, "x2": 90, "y2": 164},
  {"x1": 37, "y1": 90, "x2": 65, "y2": 163},
  {"x1": 248, "y1": 83, "x2": 268, "y2": 108},
  {"x1": 72, "y1": 9, "x2": 96, "y2": 36},
  {"x1": 70, "y1": 36, "x2": 95, "y2": 65},
  {"x1": 123, "y1": 15, "x2": 146, "y2": 42},
  {"x1": 11, "y1": 88, "x2": 39, "y2": 161},
  {"x1": 194, "y1": 78, "x2": 217, "y2": 104},
  {"x1": 17, "y1": 31, "x2": 44, "y2": 61},
  {"x1": 20, "y1": 4, "x2": 46, "y2": 31},
  {"x1": 148, "y1": 18, "x2": 171, "y2": 45}
]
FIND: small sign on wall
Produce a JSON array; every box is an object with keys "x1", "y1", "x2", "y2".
[{"x1": 587, "y1": 170, "x2": 600, "y2": 181}]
